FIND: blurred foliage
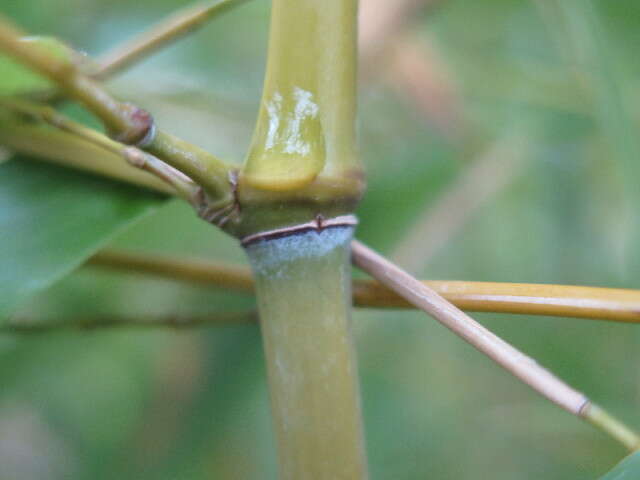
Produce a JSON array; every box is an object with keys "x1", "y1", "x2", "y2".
[
  {"x1": 0, "y1": 157, "x2": 163, "y2": 320},
  {"x1": 1, "y1": 0, "x2": 640, "y2": 478}
]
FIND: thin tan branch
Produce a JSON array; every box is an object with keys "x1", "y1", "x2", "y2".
[
  {"x1": 95, "y1": 0, "x2": 251, "y2": 79},
  {"x1": 88, "y1": 249, "x2": 254, "y2": 292},
  {"x1": 350, "y1": 239, "x2": 640, "y2": 450},
  {"x1": 2, "y1": 311, "x2": 256, "y2": 333},
  {"x1": 356, "y1": 279, "x2": 640, "y2": 323},
  {"x1": 85, "y1": 248, "x2": 640, "y2": 324}
]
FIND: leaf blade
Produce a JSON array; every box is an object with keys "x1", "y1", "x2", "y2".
[
  {"x1": 0, "y1": 155, "x2": 165, "y2": 321},
  {"x1": 599, "y1": 451, "x2": 640, "y2": 480}
]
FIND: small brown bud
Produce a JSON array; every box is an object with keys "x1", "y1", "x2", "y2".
[{"x1": 110, "y1": 104, "x2": 155, "y2": 146}]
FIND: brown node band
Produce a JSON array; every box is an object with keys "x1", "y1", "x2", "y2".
[
  {"x1": 111, "y1": 104, "x2": 156, "y2": 146},
  {"x1": 240, "y1": 214, "x2": 358, "y2": 247}
]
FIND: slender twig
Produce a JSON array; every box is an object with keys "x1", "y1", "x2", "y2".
[
  {"x1": 350, "y1": 239, "x2": 640, "y2": 450},
  {"x1": 94, "y1": 0, "x2": 252, "y2": 80},
  {"x1": 2, "y1": 311, "x2": 256, "y2": 333},
  {"x1": 89, "y1": 249, "x2": 254, "y2": 292},
  {"x1": 582, "y1": 404, "x2": 640, "y2": 452},
  {"x1": 0, "y1": 15, "x2": 233, "y2": 204},
  {"x1": 0, "y1": 115, "x2": 173, "y2": 193},
  {"x1": 0, "y1": 98, "x2": 199, "y2": 201},
  {"x1": 85, "y1": 248, "x2": 640, "y2": 324},
  {"x1": 354, "y1": 279, "x2": 640, "y2": 323}
]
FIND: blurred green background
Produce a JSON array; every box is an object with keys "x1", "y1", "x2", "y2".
[{"x1": 1, "y1": 0, "x2": 640, "y2": 478}]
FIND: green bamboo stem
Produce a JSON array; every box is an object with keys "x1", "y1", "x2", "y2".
[
  {"x1": 240, "y1": 2, "x2": 368, "y2": 476},
  {"x1": 246, "y1": 227, "x2": 367, "y2": 479},
  {"x1": 242, "y1": 0, "x2": 361, "y2": 192},
  {"x1": 0, "y1": 99, "x2": 200, "y2": 200},
  {"x1": 144, "y1": 130, "x2": 233, "y2": 206}
]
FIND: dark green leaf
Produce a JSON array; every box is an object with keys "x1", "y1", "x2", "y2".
[
  {"x1": 0, "y1": 155, "x2": 164, "y2": 321},
  {"x1": 599, "y1": 451, "x2": 640, "y2": 479}
]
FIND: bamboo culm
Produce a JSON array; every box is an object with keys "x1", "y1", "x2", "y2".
[{"x1": 245, "y1": 227, "x2": 368, "y2": 479}]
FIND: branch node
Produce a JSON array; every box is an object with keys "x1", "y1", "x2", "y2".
[
  {"x1": 240, "y1": 215, "x2": 358, "y2": 247},
  {"x1": 110, "y1": 103, "x2": 156, "y2": 146},
  {"x1": 122, "y1": 146, "x2": 147, "y2": 168},
  {"x1": 193, "y1": 169, "x2": 241, "y2": 227}
]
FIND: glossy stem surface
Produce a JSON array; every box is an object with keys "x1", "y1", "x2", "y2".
[{"x1": 243, "y1": 0, "x2": 359, "y2": 191}]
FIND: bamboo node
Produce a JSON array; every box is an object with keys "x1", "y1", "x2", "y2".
[{"x1": 240, "y1": 214, "x2": 358, "y2": 247}]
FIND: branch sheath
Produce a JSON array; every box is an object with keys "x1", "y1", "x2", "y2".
[
  {"x1": 243, "y1": 0, "x2": 360, "y2": 191},
  {"x1": 245, "y1": 227, "x2": 368, "y2": 479}
]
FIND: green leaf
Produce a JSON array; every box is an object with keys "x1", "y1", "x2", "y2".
[
  {"x1": 0, "y1": 155, "x2": 164, "y2": 321},
  {"x1": 0, "y1": 36, "x2": 75, "y2": 95},
  {"x1": 599, "y1": 451, "x2": 640, "y2": 479}
]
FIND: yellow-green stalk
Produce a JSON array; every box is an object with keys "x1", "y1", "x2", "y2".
[
  {"x1": 239, "y1": 1, "x2": 368, "y2": 478},
  {"x1": 246, "y1": 228, "x2": 367, "y2": 479},
  {"x1": 229, "y1": 0, "x2": 364, "y2": 239}
]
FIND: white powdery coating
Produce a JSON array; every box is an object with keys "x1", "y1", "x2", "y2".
[
  {"x1": 246, "y1": 227, "x2": 353, "y2": 278},
  {"x1": 265, "y1": 92, "x2": 282, "y2": 150},
  {"x1": 283, "y1": 87, "x2": 319, "y2": 155},
  {"x1": 263, "y1": 87, "x2": 319, "y2": 156}
]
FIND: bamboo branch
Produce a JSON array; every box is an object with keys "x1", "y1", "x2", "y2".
[
  {"x1": 89, "y1": 249, "x2": 254, "y2": 292},
  {"x1": 0, "y1": 14, "x2": 234, "y2": 204},
  {"x1": 0, "y1": 99, "x2": 199, "y2": 201},
  {"x1": 2, "y1": 311, "x2": 256, "y2": 333},
  {"x1": 583, "y1": 404, "x2": 640, "y2": 452},
  {"x1": 94, "y1": 0, "x2": 252, "y2": 80},
  {"x1": 350, "y1": 239, "x2": 640, "y2": 451},
  {"x1": 85, "y1": 248, "x2": 640, "y2": 324},
  {"x1": 0, "y1": 116, "x2": 173, "y2": 193}
]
